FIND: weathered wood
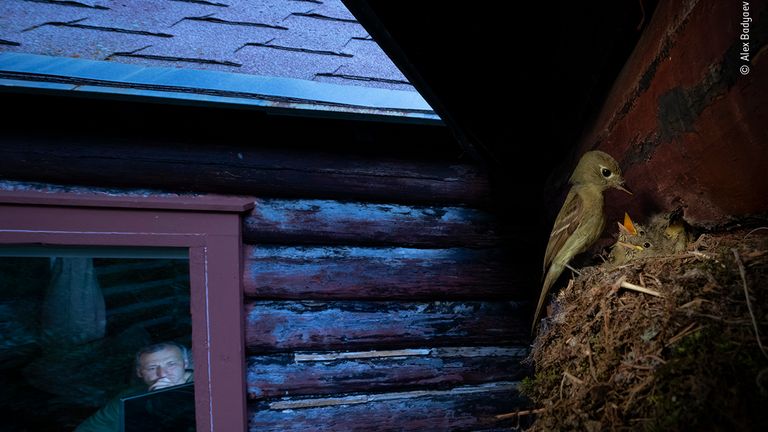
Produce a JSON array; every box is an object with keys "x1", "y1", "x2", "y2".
[
  {"x1": 248, "y1": 382, "x2": 523, "y2": 431},
  {"x1": 0, "y1": 137, "x2": 490, "y2": 205},
  {"x1": 243, "y1": 246, "x2": 518, "y2": 300},
  {"x1": 102, "y1": 277, "x2": 184, "y2": 298},
  {"x1": 245, "y1": 301, "x2": 528, "y2": 352},
  {"x1": 105, "y1": 294, "x2": 188, "y2": 333},
  {"x1": 246, "y1": 346, "x2": 530, "y2": 400},
  {"x1": 576, "y1": 0, "x2": 768, "y2": 227},
  {"x1": 244, "y1": 199, "x2": 501, "y2": 247}
]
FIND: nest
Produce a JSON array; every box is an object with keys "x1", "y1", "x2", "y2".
[{"x1": 518, "y1": 228, "x2": 768, "y2": 431}]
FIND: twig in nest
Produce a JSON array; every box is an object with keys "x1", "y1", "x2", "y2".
[
  {"x1": 667, "y1": 322, "x2": 701, "y2": 346},
  {"x1": 743, "y1": 227, "x2": 768, "y2": 239},
  {"x1": 689, "y1": 251, "x2": 715, "y2": 260},
  {"x1": 560, "y1": 371, "x2": 584, "y2": 399},
  {"x1": 679, "y1": 298, "x2": 713, "y2": 309},
  {"x1": 495, "y1": 408, "x2": 545, "y2": 420},
  {"x1": 732, "y1": 248, "x2": 768, "y2": 361},
  {"x1": 623, "y1": 376, "x2": 655, "y2": 412},
  {"x1": 691, "y1": 233, "x2": 713, "y2": 250},
  {"x1": 564, "y1": 371, "x2": 585, "y2": 385},
  {"x1": 602, "y1": 298, "x2": 612, "y2": 347},
  {"x1": 620, "y1": 280, "x2": 663, "y2": 297},
  {"x1": 644, "y1": 273, "x2": 662, "y2": 289},
  {"x1": 585, "y1": 347, "x2": 598, "y2": 382},
  {"x1": 609, "y1": 275, "x2": 626, "y2": 296},
  {"x1": 620, "y1": 361, "x2": 656, "y2": 370},
  {"x1": 692, "y1": 313, "x2": 750, "y2": 325}
]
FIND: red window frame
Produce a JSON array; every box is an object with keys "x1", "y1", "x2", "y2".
[{"x1": 0, "y1": 190, "x2": 253, "y2": 432}]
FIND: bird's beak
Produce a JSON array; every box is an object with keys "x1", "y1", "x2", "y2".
[
  {"x1": 615, "y1": 183, "x2": 632, "y2": 195},
  {"x1": 616, "y1": 241, "x2": 644, "y2": 251},
  {"x1": 623, "y1": 212, "x2": 638, "y2": 236}
]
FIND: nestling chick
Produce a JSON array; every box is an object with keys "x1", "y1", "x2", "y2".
[
  {"x1": 650, "y1": 208, "x2": 691, "y2": 254},
  {"x1": 534, "y1": 150, "x2": 631, "y2": 333},
  {"x1": 609, "y1": 210, "x2": 691, "y2": 265}
]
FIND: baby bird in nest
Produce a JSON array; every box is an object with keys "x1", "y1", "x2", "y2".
[{"x1": 609, "y1": 209, "x2": 690, "y2": 265}]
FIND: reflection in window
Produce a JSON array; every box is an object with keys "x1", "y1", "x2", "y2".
[{"x1": 0, "y1": 252, "x2": 191, "y2": 431}]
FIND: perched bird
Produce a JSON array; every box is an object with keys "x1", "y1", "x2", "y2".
[
  {"x1": 533, "y1": 150, "x2": 630, "y2": 332},
  {"x1": 609, "y1": 209, "x2": 690, "y2": 265}
]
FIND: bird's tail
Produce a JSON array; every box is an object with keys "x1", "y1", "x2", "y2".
[{"x1": 532, "y1": 262, "x2": 564, "y2": 334}]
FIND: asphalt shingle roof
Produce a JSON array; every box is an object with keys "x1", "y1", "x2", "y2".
[{"x1": 0, "y1": 0, "x2": 415, "y2": 92}]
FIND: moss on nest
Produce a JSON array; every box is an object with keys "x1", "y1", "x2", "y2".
[{"x1": 520, "y1": 228, "x2": 768, "y2": 431}]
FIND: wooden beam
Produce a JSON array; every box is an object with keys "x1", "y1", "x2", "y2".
[
  {"x1": 0, "y1": 137, "x2": 490, "y2": 205},
  {"x1": 243, "y1": 246, "x2": 519, "y2": 300},
  {"x1": 244, "y1": 199, "x2": 501, "y2": 247},
  {"x1": 246, "y1": 346, "x2": 530, "y2": 400},
  {"x1": 244, "y1": 300, "x2": 529, "y2": 352},
  {"x1": 248, "y1": 381, "x2": 523, "y2": 431},
  {"x1": 576, "y1": 0, "x2": 768, "y2": 227}
]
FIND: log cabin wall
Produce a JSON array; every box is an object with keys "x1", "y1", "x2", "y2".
[
  {"x1": 240, "y1": 187, "x2": 531, "y2": 428},
  {"x1": 0, "y1": 94, "x2": 531, "y2": 430}
]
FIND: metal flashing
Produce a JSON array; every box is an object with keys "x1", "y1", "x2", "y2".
[{"x1": 0, "y1": 52, "x2": 441, "y2": 123}]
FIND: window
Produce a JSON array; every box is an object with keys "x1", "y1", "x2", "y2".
[
  {"x1": 0, "y1": 250, "x2": 191, "y2": 430},
  {"x1": 0, "y1": 190, "x2": 252, "y2": 432}
]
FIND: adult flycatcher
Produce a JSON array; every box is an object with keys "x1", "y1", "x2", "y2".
[{"x1": 533, "y1": 150, "x2": 630, "y2": 332}]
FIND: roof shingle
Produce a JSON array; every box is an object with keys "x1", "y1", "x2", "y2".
[{"x1": 0, "y1": 0, "x2": 415, "y2": 91}]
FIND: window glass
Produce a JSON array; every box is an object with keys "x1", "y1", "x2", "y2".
[{"x1": 0, "y1": 250, "x2": 193, "y2": 431}]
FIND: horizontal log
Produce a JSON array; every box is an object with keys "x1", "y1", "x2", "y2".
[
  {"x1": 247, "y1": 346, "x2": 530, "y2": 400},
  {"x1": 102, "y1": 276, "x2": 188, "y2": 301},
  {"x1": 0, "y1": 137, "x2": 490, "y2": 205},
  {"x1": 245, "y1": 301, "x2": 529, "y2": 352},
  {"x1": 106, "y1": 295, "x2": 189, "y2": 334},
  {"x1": 244, "y1": 199, "x2": 501, "y2": 247},
  {"x1": 243, "y1": 246, "x2": 518, "y2": 300},
  {"x1": 248, "y1": 382, "x2": 524, "y2": 431}
]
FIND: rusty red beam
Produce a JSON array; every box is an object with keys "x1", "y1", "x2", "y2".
[{"x1": 577, "y1": 0, "x2": 768, "y2": 227}]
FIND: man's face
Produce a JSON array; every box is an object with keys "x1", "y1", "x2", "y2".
[{"x1": 136, "y1": 346, "x2": 187, "y2": 389}]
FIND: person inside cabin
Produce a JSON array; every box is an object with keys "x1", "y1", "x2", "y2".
[{"x1": 75, "y1": 341, "x2": 194, "y2": 432}]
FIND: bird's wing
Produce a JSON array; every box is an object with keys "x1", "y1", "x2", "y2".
[{"x1": 543, "y1": 189, "x2": 584, "y2": 273}]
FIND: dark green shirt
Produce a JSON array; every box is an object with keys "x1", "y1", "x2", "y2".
[
  {"x1": 74, "y1": 385, "x2": 144, "y2": 432},
  {"x1": 75, "y1": 374, "x2": 193, "y2": 432}
]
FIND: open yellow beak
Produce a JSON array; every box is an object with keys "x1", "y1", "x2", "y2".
[
  {"x1": 623, "y1": 212, "x2": 638, "y2": 236},
  {"x1": 616, "y1": 241, "x2": 644, "y2": 251}
]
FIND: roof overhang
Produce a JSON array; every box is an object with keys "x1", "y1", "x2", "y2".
[
  {"x1": 342, "y1": 1, "x2": 654, "y2": 168},
  {"x1": 0, "y1": 52, "x2": 442, "y2": 125}
]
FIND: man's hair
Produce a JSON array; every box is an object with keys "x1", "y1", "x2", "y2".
[{"x1": 134, "y1": 341, "x2": 191, "y2": 370}]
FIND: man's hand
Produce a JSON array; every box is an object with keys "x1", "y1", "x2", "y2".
[{"x1": 148, "y1": 377, "x2": 175, "y2": 391}]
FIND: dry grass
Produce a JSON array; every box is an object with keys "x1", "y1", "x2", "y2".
[{"x1": 519, "y1": 228, "x2": 768, "y2": 431}]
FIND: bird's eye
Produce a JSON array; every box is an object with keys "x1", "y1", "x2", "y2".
[
  {"x1": 601, "y1": 168, "x2": 612, "y2": 178},
  {"x1": 643, "y1": 242, "x2": 651, "y2": 248}
]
